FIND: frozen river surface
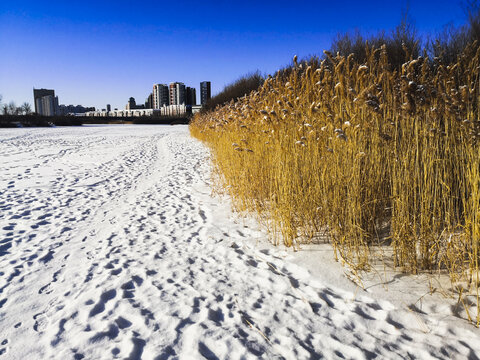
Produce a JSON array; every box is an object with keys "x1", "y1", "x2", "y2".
[{"x1": 0, "y1": 125, "x2": 479, "y2": 359}]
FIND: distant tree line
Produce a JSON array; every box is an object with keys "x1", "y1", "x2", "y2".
[
  {"x1": 0, "y1": 114, "x2": 82, "y2": 128},
  {"x1": 201, "y1": 71, "x2": 265, "y2": 113},
  {"x1": 0, "y1": 95, "x2": 32, "y2": 116}
]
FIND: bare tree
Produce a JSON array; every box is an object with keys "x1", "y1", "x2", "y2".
[
  {"x1": 21, "y1": 102, "x2": 32, "y2": 115},
  {"x1": 427, "y1": 24, "x2": 469, "y2": 64},
  {"x1": 466, "y1": 0, "x2": 480, "y2": 43},
  {"x1": 7, "y1": 101, "x2": 17, "y2": 115},
  {"x1": 328, "y1": 6, "x2": 420, "y2": 70},
  {"x1": 202, "y1": 71, "x2": 264, "y2": 112}
]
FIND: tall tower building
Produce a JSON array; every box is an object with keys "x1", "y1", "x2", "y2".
[
  {"x1": 145, "y1": 93, "x2": 153, "y2": 109},
  {"x1": 153, "y1": 84, "x2": 169, "y2": 109},
  {"x1": 200, "y1": 81, "x2": 211, "y2": 105},
  {"x1": 126, "y1": 97, "x2": 136, "y2": 110},
  {"x1": 35, "y1": 94, "x2": 58, "y2": 116},
  {"x1": 41, "y1": 95, "x2": 58, "y2": 116},
  {"x1": 186, "y1": 87, "x2": 196, "y2": 106},
  {"x1": 35, "y1": 98, "x2": 43, "y2": 116},
  {"x1": 33, "y1": 88, "x2": 56, "y2": 115},
  {"x1": 169, "y1": 82, "x2": 186, "y2": 105}
]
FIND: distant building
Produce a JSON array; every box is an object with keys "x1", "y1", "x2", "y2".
[
  {"x1": 36, "y1": 94, "x2": 58, "y2": 116},
  {"x1": 35, "y1": 98, "x2": 44, "y2": 116},
  {"x1": 191, "y1": 105, "x2": 202, "y2": 114},
  {"x1": 200, "y1": 81, "x2": 211, "y2": 105},
  {"x1": 33, "y1": 88, "x2": 54, "y2": 114},
  {"x1": 145, "y1": 93, "x2": 153, "y2": 109},
  {"x1": 126, "y1": 97, "x2": 136, "y2": 110},
  {"x1": 33, "y1": 88, "x2": 59, "y2": 116},
  {"x1": 57, "y1": 104, "x2": 95, "y2": 115},
  {"x1": 169, "y1": 82, "x2": 186, "y2": 105},
  {"x1": 126, "y1": 97, "x2": 145, "y2": 110},
  {"x1": 85, "y1": 104, "x2": 188, "y2": 117},
  {"x1": 153, "y1": 84, "x2": 169, "y2": 109},
  {"x1": 34, "y1": 88, "x2": 97, "y2": 116},
  {"x1": 186, "y1": 87, "x2": 196, "y2": 106},
  {"x1": 106, "y1": 104, "x2": 111, "y2": 112}
]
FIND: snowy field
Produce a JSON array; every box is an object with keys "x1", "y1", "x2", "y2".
[{"x1": 0, "y1": 125, "x2": 479, "y2": 360}]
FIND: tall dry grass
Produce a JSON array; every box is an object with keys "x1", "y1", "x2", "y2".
[{"x1": 190, "y1": 43, "x2": 480, "y2": 325}]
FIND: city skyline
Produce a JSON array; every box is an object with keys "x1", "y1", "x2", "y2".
[
  {"x1": 33, "y1": 87, "x2": 95, "y2": 116},
  {"x1": 125, "y1": 80, "x2": 204, "y2": 110},
  {"x1": 32, "y1": 79, "x2": 208, "y2": 116},
  {"x1": 0, "y1": 0, "x2": 467, "y2": 109}
]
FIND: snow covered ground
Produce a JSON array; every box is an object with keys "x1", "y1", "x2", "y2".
[{"x1": 0, "y1": 125, "x2": 479, "y2": 360}]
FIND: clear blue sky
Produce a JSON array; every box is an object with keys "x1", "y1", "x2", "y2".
[{"x1": 0, "y1": 0, "x2": 466, "y2": 110}]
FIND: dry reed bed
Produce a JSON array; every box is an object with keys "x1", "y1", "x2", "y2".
[{"x1": 190, "y1": 43, "x2": 480, "y2": 325}]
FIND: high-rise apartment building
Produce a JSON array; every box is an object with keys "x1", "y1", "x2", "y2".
[
  {"x1": 126, "y1": 97, "x2": 136, "y2": 110},
  {"x1": 169, "y1": 82, "x2": 186, "y2": 105},
  {"x1": 43, "y1": 95, "x2": 58, "y2": 116},
  {"x1": 145, "y1": 93, "x2": 153, "y2": 109},
  {"x1": 126, "y1": 97, "x2": 146, "y2": 110},
  {"x1": 200, "y1": 81, "x2": 211, "y2": 105},
  {"x1": 153, "y1": 84, "x2": 169, "y2": 109},
  {"x1": 33, "y1": 88, "x2": 58, "y2": 115},
  {"x1": 186, "y1": 87, "x2": 196, "y2": 106},
  {"x1": 35, "y1": 94, "x2": 58, "y2": 116}
]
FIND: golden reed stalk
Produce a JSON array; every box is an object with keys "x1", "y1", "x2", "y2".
[{"x1": 190, "y1": 42, "x2": 480, "y2": 325}]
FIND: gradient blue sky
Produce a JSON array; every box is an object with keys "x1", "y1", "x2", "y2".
[{"x1": 0, "y1": 1, "x2": 466, "y2": 110}]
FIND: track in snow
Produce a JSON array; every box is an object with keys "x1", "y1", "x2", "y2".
[{"x1": 0, "y1": 125, "x2": 479, "y2": 359}]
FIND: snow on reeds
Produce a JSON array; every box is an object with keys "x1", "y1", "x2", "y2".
[{"x1": 190, "y1": 42, "x2": 480, "y2": 325}]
